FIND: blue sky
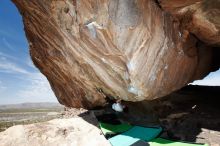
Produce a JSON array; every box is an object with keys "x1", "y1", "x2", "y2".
[
  {"x1": 0, "y1": 0, "x2": 219, "y2": 105},
  {"x1": 0, "y1": 0, "x2": 57, "y2": 104}
]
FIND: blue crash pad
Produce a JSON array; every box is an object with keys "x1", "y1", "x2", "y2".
[{"x1": 109, "y1": 126, "x2": 162, "y2": 146}]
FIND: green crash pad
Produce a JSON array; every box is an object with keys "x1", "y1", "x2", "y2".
[
  {"x1": 149, "y1": 138, "x2": 208, "y2": 146},
  {"x1": 109, "y1": 126, "x2": 162, "y2": 146},
  {"x1": 99, "y1": 122, "x2": 132, "y2": 135}
]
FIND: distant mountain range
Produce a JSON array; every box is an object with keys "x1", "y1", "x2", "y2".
[{"x1": 0, "y1": 102, "x2": 64, "y2": 110}]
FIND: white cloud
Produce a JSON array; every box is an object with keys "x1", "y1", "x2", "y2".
[
  {"x1": 0, "y1": 52, "x2": 17, "y2": 60},
  {"x1": 0, "y1": 57, "x2": 57, "y2": 103},
  {"x1": 26, "y1": 57, "x2": 36, "y2": 69},
  {"x1": 0, "y1": 54, "x2": 30, "y2": 74},
  {"x1": 2, "y1": 37, "x2": 15, "y2": 51},
  {"x1": 0, "y1": 61, "x2": 29, "y2": 74},
  {"x1": 191, "y1": 69, "x2": 220, "y2": 86},
  {"x1": 17, "y1": 72, "x2": 57, "y2": 102},
  {"x1": 191, "y1": 77, "x2": 220, "y2": 86},
  {"x1": 0, "y1": 81, "x2": 6, "y2": 93},
  {"x1": 0, "y1": 30, "x2": 14, "y2": 39},
  {"x1": 0, "y1": 52, "x2": 36, "y2": 71}
]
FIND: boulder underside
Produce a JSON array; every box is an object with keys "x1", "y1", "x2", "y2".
[{"x1": 12, "y1": 0, "x2": 220, "y2": 108}]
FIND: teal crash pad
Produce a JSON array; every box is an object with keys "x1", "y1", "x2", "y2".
[
  {"x1": 149, "y1": 138, "x2": 208, "y2": 146},
  {"x1": 109, "y1": 126, "x2": 162, "y2": 146}
]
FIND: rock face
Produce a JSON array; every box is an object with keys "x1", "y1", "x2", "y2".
[
  {"x1": 0, "y1": 117, "x2": 111, "y2": 146},
  {"x1": 159, "y1": 0, "x2": 220, "y2": 45},
  {"x1": 12, "y1": 0, "x2": 220, "y2": 108}
]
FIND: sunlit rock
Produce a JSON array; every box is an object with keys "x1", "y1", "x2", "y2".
[
  {"x1": 12, "y1": 0, "x2": 219, "y2": 108},
  {"x1": 0, "y1": 117, "x2": 110, "y2": 146}
]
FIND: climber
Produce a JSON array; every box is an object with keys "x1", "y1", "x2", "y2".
[{"x1": 112, "y1": 99, "x2": 125, "y2": 112}]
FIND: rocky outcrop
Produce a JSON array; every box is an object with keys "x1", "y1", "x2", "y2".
[
  {"x1": 12, "y1": 0, "x2": 220, "y2": 108},
  {"x1": 0, "y1": 117, "x2": 111, "y2": 146}
]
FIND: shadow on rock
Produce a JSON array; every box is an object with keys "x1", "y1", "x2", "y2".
[
  {"x1": 150, "y1": 85, "x2": 220, "y2": 144},
  {"x1": 79, "y1": 85, "x2": 220, "y2": 145}
]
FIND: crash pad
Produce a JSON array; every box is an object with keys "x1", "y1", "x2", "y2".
[
  {"x1": 109, "y1": 126, "x2": 162, "y2": 146},
  {"x1": 149, "y1": 138, "x2": 208, "y2": 146},
  {"x1": 99, "y1": 122, "x2": 132, "y2": 135},
  {"x1": 130, "y1": 140, "x2": 150, "y2": 146}
]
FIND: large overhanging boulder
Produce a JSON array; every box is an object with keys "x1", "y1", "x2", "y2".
[{"x1": 12, "y1": 0, "x2": 220, "y2": 108}]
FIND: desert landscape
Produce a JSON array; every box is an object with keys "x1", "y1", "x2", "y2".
[{"x1": 0, "y1": 102, "x2": 64, "y2": 132}]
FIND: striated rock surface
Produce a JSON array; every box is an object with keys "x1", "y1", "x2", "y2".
[
  {"x1": 0, "y1": 117, "x2": 111, "y2": 146},
  {"x1": 158, "y1": 0, "x2": 220, "y2": 45},
  {"x1": 12, "y1": 0, "x2": 220, "y2": 108}
]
